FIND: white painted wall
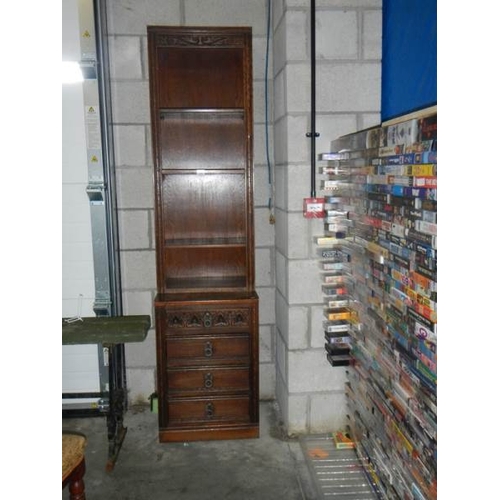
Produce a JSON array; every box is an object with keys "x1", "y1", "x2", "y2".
[{"x1": 62, "y1": 0, "x2": 100, "y2": 397}]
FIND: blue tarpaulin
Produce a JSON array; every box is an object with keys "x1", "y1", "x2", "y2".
[{"x1": 382, "y1": 0, "x2": 437, "y2": 121}]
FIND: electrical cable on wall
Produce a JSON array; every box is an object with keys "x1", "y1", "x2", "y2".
[{"x1": 265, "y1": 0, "x2": 275, "y2": 224}]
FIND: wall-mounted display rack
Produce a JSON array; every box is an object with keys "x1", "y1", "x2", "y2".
[
  {"x1": 316, "y1": 155, "x2": 360, "y2": 368},
  {"x1": 317, "y1": 107, "x2": 437, "y2": 499}
]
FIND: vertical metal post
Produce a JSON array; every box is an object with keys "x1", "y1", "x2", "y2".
[
  {"x1": 77, "y1": 0, "x2": 112, "y2": 400},
  {"x1": 79, "y1": 0, "x2": 120, "y2": 318},
  {"x1": 93, "y1": 0, "x2": 128, "y2": 425},
  {"x1": 93, "y1": 0, "x2": 122, "y2": 318},
  {"x1": 306, "y1": 0, "x2": 319, "y2": 198}
]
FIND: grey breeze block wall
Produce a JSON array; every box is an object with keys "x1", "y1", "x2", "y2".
[
  {"x1": 272, "y1": 0, "x2": 381, "y2": 435},
  {"x1": 105, "y1": 0, "x2": 382, "y2": 436},
  {"x1": 105, "y1": 0, "x2": 277, "y2": 405}
]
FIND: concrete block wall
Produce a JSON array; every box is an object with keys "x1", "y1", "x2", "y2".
[
  {"x1": 103, "y1": 0, "x2": 382, "y2": 434},
  {"x1": 105, "y1": 0, "x2": 277, "y2": 404},
  {"x1": 272, "y1": 0, "x2": 381, "y2": 435}
]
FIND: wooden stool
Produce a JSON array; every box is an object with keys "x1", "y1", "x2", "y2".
[{"x1": 62, "y1": 432, "x2": 87, "y2": 500}]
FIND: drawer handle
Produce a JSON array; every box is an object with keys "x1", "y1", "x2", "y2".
[
  {"x1": 204, "y1": 372, "x2": 213, "y2": 389},
  {"x1": 203, "y1": 312, "x2": 212, "y2": 328},
  {"x1": 204, "y1": 341, "x2": 213, "y2": 357},
  {"x1": 205, "y1": 402, "x2": 214, "y2": 418}
]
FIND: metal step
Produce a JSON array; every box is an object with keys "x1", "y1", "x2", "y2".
[{"x1": 300, "y1": 434, "x2": 380, "y2": 499}]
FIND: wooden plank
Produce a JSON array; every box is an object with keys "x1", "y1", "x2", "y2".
[{"x1": 62, "y1": 315, "x2": 151, "y2": 345}]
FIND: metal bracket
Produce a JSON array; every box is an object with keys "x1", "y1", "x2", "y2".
[
  {"x1": 80, "y1": 60, "x2": 97, "y2": 80},
  {"x1": 86, "y1": 181, "x2": 112, "y2": 316},
  {"x1": 86, "y1": 182, "x2": 105, "y2": 204},
  {"x1": 94, "y1": 297, "x2": 112, "y2": 317}
]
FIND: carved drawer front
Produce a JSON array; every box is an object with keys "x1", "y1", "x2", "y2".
[
  {"x1": 167, "y1": 396, "x2": 251, "y2": 424},
  {"x1": 165, "y1": 308, "x2": 251, "y2": 331},
  {"x1": 165, "y1": 335, "x2": 249, "y2": 367},
  {"x1": 167, "y1": 367, "x2": 249, "y2": 394}
]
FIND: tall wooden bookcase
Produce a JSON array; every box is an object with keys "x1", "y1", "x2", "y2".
[{"x1": 147, "y1": 26, "x2": 259, "y2": 442}]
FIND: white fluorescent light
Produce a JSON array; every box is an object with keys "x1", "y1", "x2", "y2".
[{"x1": 62, "y1": 61, "x2": 84, "y2": 84}]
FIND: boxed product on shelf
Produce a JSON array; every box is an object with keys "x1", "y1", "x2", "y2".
[
  {"x1": 332, "y1": 431, "x2": 355, "y2": 449},
  {"x1": 318, "y1": 108, "x2": 437, "y2": 500}
]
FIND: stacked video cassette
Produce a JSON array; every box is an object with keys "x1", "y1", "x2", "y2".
[
  {"x1": 316, "y1": 142, "x2": 374, "y2": 367},
  {"x1": 320, "y1": 110, "x2": 437, "y2": 500}
]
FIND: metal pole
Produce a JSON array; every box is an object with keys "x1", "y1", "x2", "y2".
[
  {"x1": 306, "y1": 0, "x2": 319, "y2": 198},
  {"x1": 93, "y1": 0, "x2": 122, "y2": 317}
]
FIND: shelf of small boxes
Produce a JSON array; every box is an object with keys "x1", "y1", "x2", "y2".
[
  {"x1": 316, "y1": 151, "x2": 368, "y2": 367},
  {"x1": 325, "y1": 114, "x2": 437, "y2": 500}
]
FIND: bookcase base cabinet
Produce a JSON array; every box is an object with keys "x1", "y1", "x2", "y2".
[{"x1": 155, "y1": 292, "x2": 259, "y2": 442}]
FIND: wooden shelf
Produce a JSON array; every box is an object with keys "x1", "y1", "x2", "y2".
[
  {"x1": 164, "y1": 276, "x2": 248, "y2": 292},
  {"x1": 148, "y1": 25, "x2": 258, "y2": 442},
  {"x1": 159, "y1": 108, "x2": 245, "y2": 115},
  {"x1": 164, "y1": 237, "x2": 246, "y2": 247},
  {"x1": 155, "y1": 290, "x2": 258, "y2": 304},
  {"x1": 62, "y1": 315, "x2": 151, "y2": 345}
]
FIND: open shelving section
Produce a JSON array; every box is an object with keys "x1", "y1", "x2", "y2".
[
  {"x1": 315, "y1": 151, "x2": 363, "y2": 368},
  {"x1": 317, "y1": 107, "x2": 437, "y2": 499},
  {"x1": 157, "y1": 107, "x2": 251, "y2": 294},
  {"x1": 148, "y1": 26, "x2": 259, "y2": 442}
]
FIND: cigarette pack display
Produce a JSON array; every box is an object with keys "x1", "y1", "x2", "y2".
[
  {"x1": 323, "y1": 320, "x2": 351, "y2": 333},
  {"x1": 323, "y1": 307, "x2": 353, "y2": 321},
  {"x1": 378, "y1": 150, "x2": 436, "y2": 165},
  {"x1": 323, "y1": 298, "x2": 351, "y2": 308},
  {"x1": 326, "y1": 353, "x2": 351, "y2": 367},
  {"x1": 318, "y1": 109, "x2": 437, "y2": 500},
  {"x1": 322, "y1": 285, "x2": 349, "y2": 297},
  {"x1": 316, "y1": 236, "x2": 351, "y2": 246},
  {"x1": 324, "y1": 333, "x2": 352, "y2": 346},
  {"x1": 317, "y1": 247, "x2": 351, "y2": 261},
  {"x1": 324, "y1": 344, "x2": 351, "y2": 357},
  {"x1": 320, "y1": 262, "x2": 347, "y2": 272},
  {"x1": 332, "y1": 431, "x2": 355, "y2": 449}
]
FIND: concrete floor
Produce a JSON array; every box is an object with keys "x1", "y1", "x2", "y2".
[{"x1": 62, "y1": 401, "x2": 319, "y2": 500}]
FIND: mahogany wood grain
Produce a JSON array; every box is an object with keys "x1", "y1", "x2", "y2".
[{"x1": 148, "y1": 26, "x2": 258, "y2": 441}]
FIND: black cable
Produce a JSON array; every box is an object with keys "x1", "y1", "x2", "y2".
[{"x1": 265, "y1": 0, "x2": 275, "y2": 223}]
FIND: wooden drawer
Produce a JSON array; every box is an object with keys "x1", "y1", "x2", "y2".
[
  {"x1": 163, "y1": 307, "x2": 253, "y2": 333},
  {"x1": 167, "y1": 366, "x2": 249, "y2": 394},
  {"x1": 165, "y1": 334, "x2": 249, "y2": 366},
  {"x1": 154, "y1": 293, "x2": 259, "y2": 440},
  {"x1": 166, "y1": 396, "x2": 251, "y2": 424}
]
